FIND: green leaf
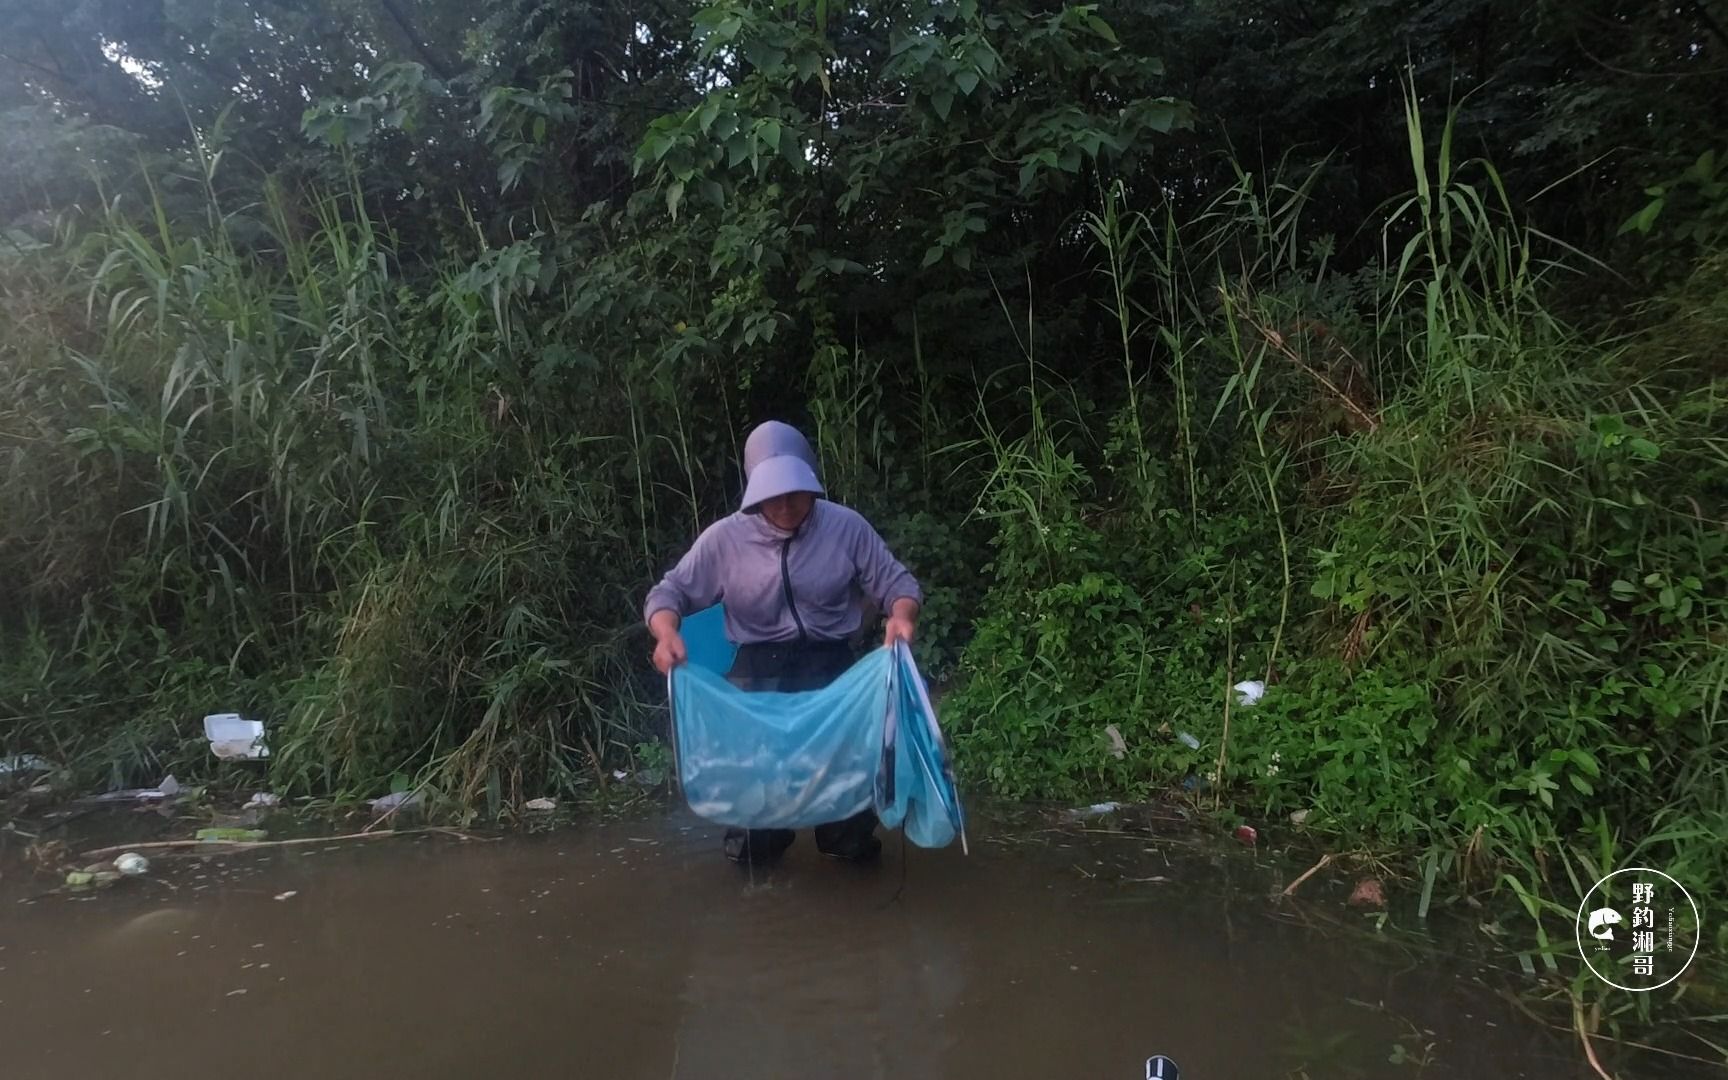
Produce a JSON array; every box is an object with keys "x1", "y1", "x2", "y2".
[
  {"x1": 931, "y1": 89, "x2": 955, "y2": 121},
  {"x1": 1140, "y1": 99, "x2": 1179, "y2": 133},
  {"x1": 955, "y1": 69, "x2": 980, "y2": 96},
  {"x1": 1609, "y1": 579, "x2": 1636, "y2": 601},
  {"x1": 1210, "y1": 372, "x2": 1242, "y2": 426},
  {"x1": 727, "y1": 134, "x2": 751, "y2": 168},
  {"x1": 1618, "y1": 196, "x2": 1665, "y2": 236},
  {"x1": 1085, "y1": 15, "x2": 1119, "y2": 44},
  {"x1": 744, "y1": 42, "x2": 787, "y2": 71},
  {"x1": 666, "y1": 180, "x2": 685, "y2": 219},
  {"x1": 758, "y1": 118, "x2": 782, "y2": 151},
  {"x1": 1628, "y1": 437, "x2": 1660, "y2": 460},
  {"x1": 1017, "y1": 158, "x2": 1039, "y2": 193},
  {"x1": 921, "y1": 244, "x2": 944, "y2": 267}
]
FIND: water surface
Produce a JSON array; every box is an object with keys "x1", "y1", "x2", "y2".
[{"x1": 2, "y1": 810, "x2": 1593, "y2": 1079}]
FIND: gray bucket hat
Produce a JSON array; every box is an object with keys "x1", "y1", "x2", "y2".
[
  {"x1": 741, "y1": 454, "x2": 824, "y2": 512},
  {"x1": 742, "y1": 420, "x2": 820, "y2": 479}
]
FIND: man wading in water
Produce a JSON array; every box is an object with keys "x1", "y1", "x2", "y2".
[{"x1": 644, "y1": 421, "x2": 923, "y2": 864}]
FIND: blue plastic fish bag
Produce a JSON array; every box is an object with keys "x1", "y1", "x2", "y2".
[
  {"x1": 670, "y1": 652, "x2": 885, "y2": 829},
  {"x1": 677, "y1": 602, "x2": 737, "y2": 676},
  {"x1": 879, "y1": 641, "x2": 965, "y2": 849},
  {"x1": 668, "y1": 607, "x2": 965, "y2": 850}
]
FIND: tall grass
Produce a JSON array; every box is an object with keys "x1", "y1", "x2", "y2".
[
  {"x1": 0, "y1": 166, "x2": 699, "y2": 807},
  {"x1": 946, "y1": 90, "x2": 1728, "y2": 1044}
]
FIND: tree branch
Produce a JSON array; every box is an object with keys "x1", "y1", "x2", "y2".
[{"x1": 0, "y1": 50, "x2": 69, "y2": 85}]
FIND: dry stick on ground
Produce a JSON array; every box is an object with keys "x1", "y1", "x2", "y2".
[
  {"x1": 578, "y1": 727, "x2": 610, "y2": 789},
  {"x1": 81, "y1": 827, "x2": 489, "y2": 860},
  {"x1": 1279, "y1": 852, "x2": 1337, "y2": 897},
  {"x1": 1573, "y1": 993, "x2": 1616, "y2": 1080},
  {"x1": 1214, "y1": 614, "x2": 1234, "y2": 813},
  {"x1": 1238, "y1": 303, "x2": 1381, "y2": 433}
]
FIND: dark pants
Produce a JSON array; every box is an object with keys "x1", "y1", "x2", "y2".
[{"x1": 724, "y1": 639, "x2": 879, "y2": 858}]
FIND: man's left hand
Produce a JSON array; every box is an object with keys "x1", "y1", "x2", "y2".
[{"x1": 883, "y1": 613, "x2": 917, "y2": 646}]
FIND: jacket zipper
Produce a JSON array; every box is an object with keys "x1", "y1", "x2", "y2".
[{"x1": 780, "y1": 535, "x2": 808, "y2": 643}]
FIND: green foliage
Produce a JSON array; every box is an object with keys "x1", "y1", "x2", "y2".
[
  {"x1": 944, "y1": 96, "x2": 1728, "y2": 1026},
  {"x1": 1, "y1": 16, "x2": 1726, "y2": 1061}
]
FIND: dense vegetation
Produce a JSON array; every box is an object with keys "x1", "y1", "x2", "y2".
[{"x1": 2, "y1": 0, "x2": 1725, "y2": 1062}]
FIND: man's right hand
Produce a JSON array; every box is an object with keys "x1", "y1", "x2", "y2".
[{"x1": 652, "y1": 630, "x2": 688, "y2": 675}]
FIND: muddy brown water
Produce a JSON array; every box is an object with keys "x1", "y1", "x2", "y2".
[{"x1": 2, "y1": 809, "x2": 1597, "y2": 1079}]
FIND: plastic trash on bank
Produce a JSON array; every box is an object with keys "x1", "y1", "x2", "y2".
[
  {"x1": 205, "y1": 714, "x2": 268, "y2": 760},
  {"x1": 370, "y1": 791, "x2": 422, "y2": 815},
  {"x1": 83, "y1": 774, "x2": 180, "y2": 802},
  {"x1": 113, "y1": 853, "x2": 150, "y2": 876},
  {"x1": 1063, "y1": 802, "x2": 1125, "y2": 821}
]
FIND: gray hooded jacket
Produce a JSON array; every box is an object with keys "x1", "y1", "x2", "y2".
[{"x1": 643, "y1": 424, "x2": 921, "y2": 644}]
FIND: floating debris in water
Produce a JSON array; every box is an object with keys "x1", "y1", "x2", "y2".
[
  {"x1": 1348, "y1": 878, "x2": 1386, "y2": 908},
  {"x1": 113, "y1": 853, "x2": 150, "y2": 876}
]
